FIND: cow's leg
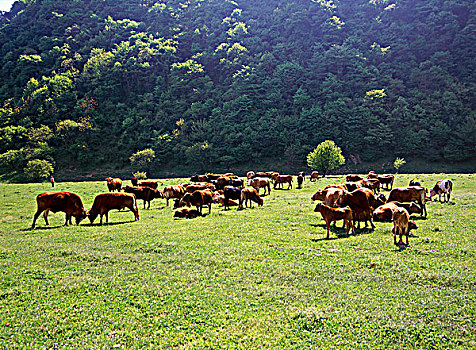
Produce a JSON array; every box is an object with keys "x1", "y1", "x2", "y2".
[
  {"x1": 370, "y1": 217, "x2": 375, "y2": 229},
  {"x1": 350, "y1": 220, "x2": 355, "y2": 235},
  {"x1": 64, "y1": 213, "x2": 70, "y2": 226},
  {"x1": 325, "y1": 221, "x2": 330, "y2": 239},
  {"x1": 43, "y1": 209, "x2": 50, "y2": 225},
  {"x1": 208, "y1": 203, "x2": 212, "y2": 214},
  {"x1": 32, "y1": 209, "x2": 43, "y2": 228}
]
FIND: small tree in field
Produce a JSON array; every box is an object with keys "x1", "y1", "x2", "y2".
[
  {"x1": 24, "y1": 159, "x2": 54, "y2": 182},
  {"x1": 129, "y1": 148, "x2": 155, "y2": 173},
  {"x1": 307, "y1": 140, "x2": 345, "y2": 177},
  {"x1": 393, "y1": 157, "x2": 406, "y2": 173}
]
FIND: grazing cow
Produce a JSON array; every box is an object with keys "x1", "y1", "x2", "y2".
[
  {"x1": 173, "y1": 208, "x2": 202, "y2": 219},
  {"x1": 409, "y1": 180, "x2": 421, "y2": 187},
  {"x1": 311, "y1": 188, "x2": 344, "y2": 207},
  {"x1": 138, "y1": 180, "x2": 163, "y2": 190},
  {"x1": 392, "y1": 207, "x2": 418, "y2": 246},
  {"x1": 314, "y1": 202, "x2": 355, "y2": 239},
  {"x1": 310, "y1": 171, "x2": 319, "y2": 182},
  {"x1": 248, "y1": 177, "x2": 271, "y2": 196},
  {"x1": 240, "y1": 188, "x2": 263, "y2": 208},
  {"x1": 87, "y1": 193, "x2": 139, "y2": 225},
  {"x1": 179, "y1": 189, "x2": 214, "y2": 214},
  {"x1": 297, "y1": 174, "x2": 304, "y2": 189},
  {"x1": 346, "y1": 174, "x2": 363, "y2": 182},
  {"x1": 163, "y1": 185, "x2": 186, "y2": 206},
  {"x1": 337, "y1": 188, "x2": 375, "y2": 229},
  {"x1": 106, "y1": 177, "x2": 122, "y2": 192},
  {"x1": 246, "y1": 171, "x2": 256, "y2": 179},
  {"x1": 31, "y1": 192, "x2": 86, "y2": 228},
  {"x1": 388, "y1": 186, "x2": 427, "y2": 217},
  {"x1": 429, "y1": 179, "x2": 453, "y2": 203},
  {"x1": 377, "y1": 174, "x2": 395, "y2": 190},
  {"x1": 372, "y1": 202, "x2": 420, "y2": 222},
  {"x1": 206, "y1": 173, "x2": 222, "y2": 181},
  {"x1": 123, "y1": 185, "x2": 162, "y2": 209},
  {"x1": 223, "y1": 187, "x2": 243, "y2": 210},
  {"x1": 298, "y1": 171, "x2": 305, "y2": 180},
  {"x1": 273, "y1": 175, "x2": 293, "y2": 190},
  {"x1": 190, "y1": 174, "x2": 208, "y2": 182},
  {"x1": 131, "y1": 178, "x2": 138, "y2": 186}
]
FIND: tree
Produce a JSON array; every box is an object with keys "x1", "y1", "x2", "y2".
[
  {"x1": 129, "y1": 148, "x2": 156, "y2": 172},
  {"x1": 307, "y1": 140, "x2": 345, "y2": 176},
  {"x1": 393, "y1": 157, "x2": 406, "y2": 173},
  {"x1": 24, "y1": 159, "x2": 53, "y2": 182}
]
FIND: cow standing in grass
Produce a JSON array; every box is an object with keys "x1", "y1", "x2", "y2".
[{"x1": 32, "y1": 192, "x2": 87, "y2": 229}]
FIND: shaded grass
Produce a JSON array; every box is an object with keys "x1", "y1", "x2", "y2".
[{"x1": 0, "y1": 174, "x2": 475, "y2": 348}]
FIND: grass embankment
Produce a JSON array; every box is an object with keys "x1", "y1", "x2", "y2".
[{"x1": 0, "y1": 174, "x2": 475, "y2": 348}]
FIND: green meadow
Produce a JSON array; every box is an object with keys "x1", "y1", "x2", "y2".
[{"x1": 0, "y1": 174, "x2": 475, "y2": 349}]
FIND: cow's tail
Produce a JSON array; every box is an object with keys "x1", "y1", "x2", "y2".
[{"x1": 448, "y1": 179, "x2": 453, "y2": 193}]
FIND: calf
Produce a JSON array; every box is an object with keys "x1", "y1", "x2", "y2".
[
  {"x1": 173, "y1": 208, "x2": 202, "y2": 219},
  {"x1": 87, "y1": 193, "x2": 139, "y2": 225},
  {"x1": 337, "y1": 188, "x2": 375, "y2": 229},
  {"x1": 123, "y1": 185, "x2": 162, "y2": 209},
  {"x1": 388, "y1": 186, "x2": 427, "y2": 217},
  {"x1": 212, "y1": 194, "x2": 239, "y2": 208},
  {"x1": 273, "y1": 175, "x2": 293, "y2": 189},
  {"x1": 240, "y1": 188, "x2": 263, "y2": 208},
  {"x1": 106, "y1": 177, "x2": 122, "y2": 192},
  {"x1": 314, "y1": 202, "x2": 355, "y2": 239},
  {"x1": 310, "y1": 171, "x2": 319, "y2": 182},
  {"x1": 429, "y1": 179, "x2": 453, "y2": 202},
  {"x1": 32, "y1": 191, "x2": 86, "y2": 228},
  {"x1": 163, "y1": 185, "x2": 185, "y2": 206},
  {"x1": 392, "y1": 207, "x2": 418, "y2": 246}
]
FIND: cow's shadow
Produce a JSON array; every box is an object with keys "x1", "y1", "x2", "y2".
[
  {"x1": 22, "y1": 225, "x2": 64, "y2": 232},
  {"x1": 410, "y1": 216, "x2": 428, "y2": 221},
  {"x1": 310, "y1": 223, "x2": 373, "y2": 241},
  {"x1": 82, "y1": 220, "x2": 137, "y2": 227}
]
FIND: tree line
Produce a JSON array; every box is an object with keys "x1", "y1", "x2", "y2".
[{"x1": 0, "y1": 0, "x2": 475, "y2": 180}]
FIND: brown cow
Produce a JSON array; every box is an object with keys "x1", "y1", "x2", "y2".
[
  {"x1": 346, "y1": 174, "x2": 363, "y2": 182},
  {"x1": 246, "y1": 171, "x2": 256, "y2": 179},
  {"x1": 373, "y1": 201, "x2": 421, "y2": 222},
  {"x1": 314, "y1": 202, "x2": 355, "y2": 239},
  {"x1": 87, "y1": 193, "x2": 139, "y2": 225},
  {"x1": 367, "y1": 171, "x2": 377, "y2": 179},
  {"x1": 310, "y1": 171, "x2": 319, "y2": 182},
  {"x1": 185, "y1": 183, "x2": 215, "y2": 193},
  {"x1": 31, "y1": 191, "x2": 87, "y2": 228},
  {"x1": 206, "y1": 173, "x2": 223, "y2": 181},
  {"x1": 173, "y1": 208, "x2": 202, "y2": 219},
  {"x1": 123, "y1": 185, "x2": 163, "y2": 209},
  {"x1": 179, "y1": 189, "x2": 214, "y2": 214},
  {"x1": 106, "y1": 177, "x2": 122, "y2": 192},
  {"x1": 311, "y1": 188, "x2": 344, "y2": 207},
  {"x1": 212, "y1": 194, "x2": 239, "y2": 208},
  {"x1": 360, "y1": 178, "x2": 380, "y2": 193},
  {"x1": 248, "y1": 177, "x2": 271, "y2": 196},
  {"x1": 378, "y1": 174, "x2": 395, "y2": 190},
  {"x1": 163, "y1": 185, "x2": 186, "y2": 206},
  {"x1": 216, "y1": 176, "x2": 231, "y2": 190},
  {"x1": 337, "y1": 188, "x2": 375, "y2": 229},
  {"x1": 392, "y1": 207, "x2": 414, "y2": 246},
  {"x1": 138, "y1": 180, "x2": 163, "y2": 189},
  {"x1": 273, "y1": 175, "x2": 293, "y2": 189},
  {"x1": 190, "y1": 174, "x2": 208, "y2": 182},
  {"x1": 240, "y1": 188, "x2": 263, "y2": 208},
  {"x1": 388, "y1": 186, "x2": 427, "y2": 217}
]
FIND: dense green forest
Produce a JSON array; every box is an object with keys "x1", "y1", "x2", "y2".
[{"x1": 0, "y1": 0, "x2": 475, "y2": 178}]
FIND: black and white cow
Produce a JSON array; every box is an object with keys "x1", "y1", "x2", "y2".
[
  {"x1": 429, "y1": 179, "x2": 453, "y2": 202},
  {"x1": 409, "y1": 180, "x2": 421, "y2": 187}
]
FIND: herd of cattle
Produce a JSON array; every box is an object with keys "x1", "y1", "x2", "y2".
[{"x1": 30, "y1": 172, "x2": 454, "y2": 247}]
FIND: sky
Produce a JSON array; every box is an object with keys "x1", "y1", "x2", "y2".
[{"x1": 0, "y1": 0, "x2": 15, "y2": 12}]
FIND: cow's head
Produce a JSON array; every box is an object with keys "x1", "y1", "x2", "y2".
[
  {"x1": 86, "y1": 209, "x2": 98, "y2": 223},
  {"x1": 311, "y1": 189, "x2": 325, "y2": 201},
  {"x1": 408, "y1": 220, "x2": 418, "y2": 231},
  {"x1": 75, "y1": 209, "x2": 87, "y2": 225}
]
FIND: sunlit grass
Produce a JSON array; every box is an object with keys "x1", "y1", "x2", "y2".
[{"x1": 0, "y1": 174, "x2": 475, "y2": 348}]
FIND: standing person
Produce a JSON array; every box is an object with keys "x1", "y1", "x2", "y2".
[{"x1": 50, "y1": 175, "x2": 55, "y2": 188}]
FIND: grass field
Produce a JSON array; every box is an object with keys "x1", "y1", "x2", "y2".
[{"x1": 0, "y1": 174, "x2": 475, "y2": 349}]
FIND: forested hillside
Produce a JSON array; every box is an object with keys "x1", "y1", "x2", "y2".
[{"x1": 1, "y1": 0, "x2": 475, "y2": 178}]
